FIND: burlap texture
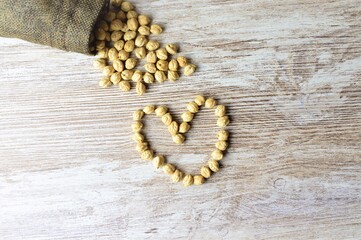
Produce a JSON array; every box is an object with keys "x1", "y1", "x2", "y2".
[{"x1": 0, "y1": 0, "x2": 107, "y2": 55}]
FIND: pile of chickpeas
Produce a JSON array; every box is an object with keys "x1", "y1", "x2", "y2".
[{"x1": 90, "y1": 0, "x2": 196, "y2": 95}]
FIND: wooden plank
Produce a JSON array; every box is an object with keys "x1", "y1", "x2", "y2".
[{"x1": 0, "y1": 0, "x2": 360, "y2": 239}]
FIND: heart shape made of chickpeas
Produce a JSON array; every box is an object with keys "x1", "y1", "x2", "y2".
[{"x1": 131, "y1": 96, "x2": 230, "y2": 187}]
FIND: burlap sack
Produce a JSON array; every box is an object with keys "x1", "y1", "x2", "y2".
[{"x1": 0, "y1": 0, "x2": 107, "y2": 55}]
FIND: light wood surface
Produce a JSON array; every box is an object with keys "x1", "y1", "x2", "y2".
[{"x1": 1, "y1": 0, "x2": 361, "y2": 239}]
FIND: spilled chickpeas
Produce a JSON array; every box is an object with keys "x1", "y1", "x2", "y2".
[{"x1": 90, "y1": 0, "x2": 197, "y2": 95}]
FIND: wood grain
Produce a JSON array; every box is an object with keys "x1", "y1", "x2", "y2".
[{"x1": 1, "y1": 0, "x2": 361, "y2": 239}]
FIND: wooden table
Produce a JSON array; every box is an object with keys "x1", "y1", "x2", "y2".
[{"x1": 1, "y1": 0, "x2": 360, "y2": 239}]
